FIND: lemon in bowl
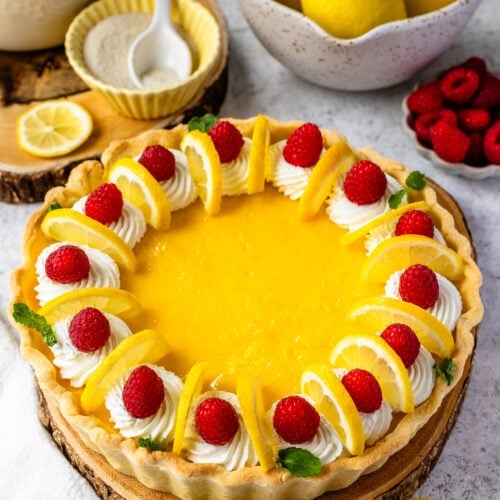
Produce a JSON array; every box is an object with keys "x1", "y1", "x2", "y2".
[{"x1": 238, "y1": 0, "x2": 482, "y2": 90}]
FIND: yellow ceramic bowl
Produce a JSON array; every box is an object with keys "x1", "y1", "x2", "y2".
[{"x1": 65, "y1": 0, "x2": 221, "y2": 119}]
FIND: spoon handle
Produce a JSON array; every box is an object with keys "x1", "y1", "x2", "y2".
[{"x1": 153, "y1": 0, "x2": 173, "y2": 29}]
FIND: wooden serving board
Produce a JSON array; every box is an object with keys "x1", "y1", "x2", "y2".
[
  {"x1": 36, "y1": 180, "x2": 478, "y2": 500},
  {"x1": 0, "y1": 0, "x2": 228, "y2": 204}
]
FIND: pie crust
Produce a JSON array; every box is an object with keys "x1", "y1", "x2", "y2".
[{"x1": 10, "y1": 116, "x2": 483, "y2": 499}]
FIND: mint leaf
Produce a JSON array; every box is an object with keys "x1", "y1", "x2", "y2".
[
  {"x1": 138, "y1": 437, "x2": 166, "y2": 452},
  {"x1": 434, "y1": 358, "x2": 454, "y2": 385},
  {"x1": 12, "y1": 303, "x2": 57, "y2": 347},
  {"x1": 389, "y1": 189, "x2": 408, "y2": 209},
  {"x1": 188, "y1": 113, "x2": 217, "y2": 133},
  {"x1": 48, "y1": 201, "x2": 62, "y2": 211},
  {"x1": 277, "y1": 447, "x2": 321, "y2": 477},
  {"x1": 406, "y1": 171, "x2": 426, "y2": 191}
]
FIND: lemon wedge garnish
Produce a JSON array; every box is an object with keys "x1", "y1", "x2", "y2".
[
  {"x1": 360, "y1": 234, "x2": 464, "y2": 283},
  {"x1": 180, "y1": 130, "x2": 222, "y2": 215},
  {"x1": 105, "y1": 157, "x2": 171, "y2": 230},
  {"x1": 172, "y1": 361, "x2": 208, "y2": 455},
  {"x1": 301, "y1": 363, "x2": 364, "y2": 455},
  {"x1": 237, "y1": 372, "x2": 275, "y2": 470},
  {"x1": 38, "y1": 287, "x2": 143, "y2": 325},
  {"x1": 340, "y1": 201, "x2": 430, "y2": 246},
  {"x1": 41, "y1": 208, "x2": 136, "y2": 271},
  {"x1": 81, "y1": 329, "x2": 170, "y2": 414},
  {"x1": 348, "y1": 296, "x2": 454, "y2": 358},
  {"x1": 298, "y1": 140, "x2": 356, "y2": 220},
  {"x1": 16, "y1": 100, "x2": 93, "y2": 158},
  {"x1": 330, "y1": 332, "x2": 414, "y2": 413},
  {"x1": 248, "y1": 115, "x2": 270, "y2": 194}
]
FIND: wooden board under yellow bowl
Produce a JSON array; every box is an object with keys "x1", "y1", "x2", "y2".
[
  {"x1": 35, "y1": 179, "x2": 478, "y2": 500},
  {"x1": 0, "y1": 0, "x2": 228, "y2": 204}
]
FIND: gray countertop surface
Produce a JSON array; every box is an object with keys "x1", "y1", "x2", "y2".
[{"x1": 1, "y1": 0, "x2": 498, "y2": 498}]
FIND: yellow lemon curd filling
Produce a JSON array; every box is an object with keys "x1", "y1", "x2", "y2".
[{"x1": 123, "y1": 186, "x2": 367, "y2": 406}]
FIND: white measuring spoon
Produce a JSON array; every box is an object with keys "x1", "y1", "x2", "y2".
[{"x1": 128, "y1": 0, "x2": 192, "y2": 89}]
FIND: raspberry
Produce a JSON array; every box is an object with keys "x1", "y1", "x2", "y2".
[
  {"x1": 282, "y1": 122, "x2": 323, "y2": 168},
  {"x1": 395, "y1": 210, "x2": 434, "y2": 238},
  {"x1": 380, "y1": 323, "x2": 421, "y2": 368},
  {"x1": 343, "y1": 160, "x2": 387, "y2": 205},
  {"x1": 208, "y1": 120, "x2": 244, "y2": 163},
  {"x1": 272, "y1": 395, "x2": 320, "y2": 444},
  {"x1": 84, "y1": 183, "x2": 123, "y2": 225},
  {"x1": 440, "y1": 68, "x2": 480, "y2": 104},
  {"x1": 471, "y1": 73, "x2": 500, "y2": 109},
  {"x1": 195, "y1": 397, "x2": 239, "y2": 446},
  {"x1": 341, "y1": 369, "x2": 382, "y2": 414},
  {"x1": 460, "y1": 57, "x2": 488, "y2": 80},
  {"x1": 457, "y1": 108, "x2": 491, "y2": 133},
  {"x1": 138, "y1": 145, "x2": 176, "y2": 182},
  {"x1": 122, "y1": 365, "x2": 165, "y2": 419},
  {"x1": 68, "y1": 307, "x2": 110, "y2": 352},
  {"x1": 430, "y1": 121, "x2": 470, "y2": 163},
  {"x1": 406, "y1": 81, "x2": 443, "y2": 115},
  {"x1": 413, "y1": 110, "x2": 457, "y2": 144},
  {"x1": 45, "y1": 245, "x2": 90, "y2": 284},
  {"x1": 483, "y1": 120, "x2": 500, "y2": 165},
  {"x1": 465, "y1": 132, "x2": 487, "y2": 167},
  {"x1": 399, "y1": 264, "x2": 439, "y2": 310}
]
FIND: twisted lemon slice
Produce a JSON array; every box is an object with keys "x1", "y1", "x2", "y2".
[
  {"x1": 106, "y1": 157, "x2": 171, "y2": 230},
  {"x1": 301, "y1": 363, "x2": 364, "y2": 455},
  {"x1": 180, "y1": 130, "x2": 222, "y2": 215},
  {"x1": 38, "y1": 287, "x2": 143, "y2": 324},
  {"x1": 330, "y1": 333, "x2": 414, "y2": 413},
  {"x1": 340, "y1": 201, "x2": 430, "y2": 246},
  {"x1": 172, "y1": 361, "x2": 208, "y2": 455},
  {"x1": 349, "y1": 296, "x2": 454, "y2": 358},
  {"x1": 360, "y1": 234, "x2": 464, "y2": 283},
  {"x1": 81, "y1": 329, "x2": 170, "y2": 414},
  {"x1": 248, "y1": 114, "x2": 270, "y2": 194},
  {"x1": 41, "y1": 208, "x2": 136, "y2": 271},
  {"x1": 298, "y1": 140, "x2": 356, "y2": 220},
  {"x1": 237, "y1": 372, "x2": 275, "y2": 470}
]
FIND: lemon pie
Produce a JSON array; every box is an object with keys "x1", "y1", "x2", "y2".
[{"x1": 10, "y1": 116, "x2": 482, "y2": 498}]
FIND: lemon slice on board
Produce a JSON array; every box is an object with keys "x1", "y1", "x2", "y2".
[
  {"x1": 237, "y1": 372, "x2": 276, "y2": 470},
  {"x1": 340, "y1": 201, "x2": 430, "y2": 246},
  {"x1": 180, "y1": 130, "x2": 222, "y2": 215},
  {"x1": 248, "y1": 114, "x2": 270, "y2": 194},
  {"x1": 81, "y1": 329, "x2": 170, "y2": 414},
  {"x1": 172, "y1": 361, "x2": 208, "y2": 455},
  {"x1": 38, "y1": 287, "x2": 143, "y2": 325},
  {"x1": 105, "y1": 157, "x2": 171, "y2": 230},
  {"x1": 330, "y1": 333, "x2": 414, "y2": 413},
  {"x1": 360, "y1": 234, "x2": 464, "y2": 283},
  {"x1": 16, "y1": 100, "x2": 93, "y2": 158},
  {"x1": 348, "y1": 296, "x2": 454, "y2": 358},
  {"x1": 298, "y1": 140, "x2": 356, "y2": 220},
  {"x1": 41, "y1": 208, "x2": 136, "y2": 272},
  {"x1": 301, "y1": 364, "x2": 364, "y2": 455}
]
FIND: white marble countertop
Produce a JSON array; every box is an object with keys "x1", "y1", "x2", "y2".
[{"x1": 1, "y1": 0, "x2": 499, "y2": 498}]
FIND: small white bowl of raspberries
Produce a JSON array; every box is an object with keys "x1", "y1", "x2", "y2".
[{"x1": 402, "y1": 57, "x2": 500, "y2": 179}]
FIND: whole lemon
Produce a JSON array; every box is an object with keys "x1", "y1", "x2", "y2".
[
  {"x1": 301, "y1": 0, "x2": 407, "y2": 39},
  {"x1": 404, "y1": 0, "x2": 456, "y2": 16}
]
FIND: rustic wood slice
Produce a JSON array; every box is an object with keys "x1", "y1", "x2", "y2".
[
  {"x1": 0, "y1": 0, "x2": 228, "y2": 204},
  {"x1": 35, "y1": 180, "x2": 478, "y2": 500}
]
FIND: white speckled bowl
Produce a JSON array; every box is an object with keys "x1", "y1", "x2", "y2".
[{"x1": 238, "y1": 0, "x2": 482, "y2": 91}]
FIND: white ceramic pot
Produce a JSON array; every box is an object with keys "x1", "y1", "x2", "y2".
[{"x1": 0, "y1": 0, "x2": 93, "y2": 51}]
